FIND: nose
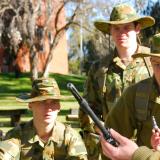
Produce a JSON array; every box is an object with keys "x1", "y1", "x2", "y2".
[
  {"x1": 118, "y1": 28, "x2": 127, "y2": 36},
  {"x1": 45, "y1": 104, "x2": 54, "y2": 111}
]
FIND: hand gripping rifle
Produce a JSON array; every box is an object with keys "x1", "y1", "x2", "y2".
[{"x1": 67, "y1": 83, "x2": 119, "y2": 147}]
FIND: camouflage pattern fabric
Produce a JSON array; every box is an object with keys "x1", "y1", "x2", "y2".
[
  {"x1": 103, "y1": 33, "x2": 160, "y2": 160},
  {"x1": 5, "y1": 120, "x2": 88, "y2": 160},
  {"x1": 0, "y1": 138, "x2": 20, "y2": 160},
  {"x1": 94, "y1": 3, "x2": 155, "y2": 34},
  {"x1": 133, "y1": 146, "x2": 160, "y2": 160},
  {"x1": 79, "y1": 45, "x2": 151, "y2": 132},
  {"x1": 16, "y1": 77, "x2": 61, "y2": 103},
  {"x1": 133, "y1": 33, "x2": 160, "y2": 58},
  {"x1": 104, "y1": 78, "x2": 160, "y2": 150},
  {"x1": 79, "y1": 45, "x2": 152, "y2": 159}
]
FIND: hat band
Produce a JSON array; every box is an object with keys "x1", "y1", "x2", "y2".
[{"x1": 110, "y1": 15, "x2": 139, "y2": 22}]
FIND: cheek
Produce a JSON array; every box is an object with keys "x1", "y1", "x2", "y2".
[
  {"x1": 110, "y1": 28, "x2": 117, "y2": 36},
  {"x1": 153, "y1": 67, "x2": 160, "y2": 74},
  {"x1": 128, "y1": 31, "x2": 136, "y2": 37}
]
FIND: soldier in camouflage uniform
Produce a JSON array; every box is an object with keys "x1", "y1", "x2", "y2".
[
  {"x1": 104, "y1": 33, "x2": 160, "y2": 159},
  {"x1": 0, "y1": 138, "x2": 20, "y2": 160},
  {"x1": 78, "y1": 3, "x2": 155, "y2": 160},
  {"x1": 5, "y1": 77, "x2": 88, "y2": 160}
]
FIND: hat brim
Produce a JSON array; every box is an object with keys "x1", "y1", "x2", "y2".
[
  {"x1": 16, "y1": 93, "x2": 61, "y2": 103},
  {"x1": 132, "y1": 53, "x2": 160, "y2": 58},
  {"x1": 94, "y1": 16, "x2": 155, "y2": 34}
]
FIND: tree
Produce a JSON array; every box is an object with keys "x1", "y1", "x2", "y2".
[
  {"x1": 0, "y1": 0, "x2": 80, "y2": 80},
  {"x1": 141, "y1": 0, "x2": 160, "y2": 45}
]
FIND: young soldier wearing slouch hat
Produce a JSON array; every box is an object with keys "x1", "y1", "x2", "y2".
[
  {"x1": 79, "y1": 3, "x2": 155, "y2": 160},
  {"x1": 5, "y1": 77, "x2": 88, "y2": 160}
]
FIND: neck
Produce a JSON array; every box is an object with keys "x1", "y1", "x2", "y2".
[{"x1": 33, "y1": 119, "x2": 54, "y2": 142}]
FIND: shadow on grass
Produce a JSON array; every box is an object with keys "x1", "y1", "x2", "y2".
[
  {"x1": 0, "y1": 73, "x2": 86, "y2": 96},
  {"x1": 51, "y1": 73, "x2": 86, "y2": 93}
]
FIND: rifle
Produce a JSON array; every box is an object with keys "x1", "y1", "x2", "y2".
[{"x1": 67, "y1": 83, "x2": 119, "y2": 147}]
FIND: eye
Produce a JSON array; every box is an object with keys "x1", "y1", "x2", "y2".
[
  {"x1": 112, "y1": 26, "x2": 119, "y2": 31},
  {"x1": 124, "y1": 25, "x2": 133, "y2": 31}
]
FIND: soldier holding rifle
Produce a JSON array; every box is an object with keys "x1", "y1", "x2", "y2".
[{"x1": 79, "y1": 3, "x2": 155, "y2": 159}]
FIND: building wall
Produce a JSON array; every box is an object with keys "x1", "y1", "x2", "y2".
[{"x1": 46, "y1": 35, "x2": 68, "y2": 74}]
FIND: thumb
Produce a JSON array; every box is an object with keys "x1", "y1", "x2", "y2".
[{"x1": 110, "y1": 128, "x2": 126, "y2": 144}]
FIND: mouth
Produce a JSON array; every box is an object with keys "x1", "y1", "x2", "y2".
[
  {"x1": 117, "y1": 38, "x2": 128, "y2": 44},
  {"x1": 44, "y1": 114, "x2": 53, "y2": 118},
  {"x1": 118, "y1": 38, "x2": 127, "y2": 41}
]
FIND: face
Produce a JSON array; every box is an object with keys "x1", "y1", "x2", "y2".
[
  {"x1": 29, "y1": 99, "x2": 60, "y2": 125},
  {"x1": 110, "y1": 22, "x2": 140, "y2": 48},
  {"x1": 151, "y1": 57, "x2": 160, "y2": 87}
]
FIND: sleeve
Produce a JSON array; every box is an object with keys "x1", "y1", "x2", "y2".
[
  {"x1": 0, "y1": 138, "x2": 20, "y2": 160},
  {"x1": 105, "y1": 85, "x2": 137, "y2": 138},
  {"x1": 132, "y1": 146, "x2": 160, "y2": 160},
  {"x1": 65, "y1": 126, "x2": 88, "y2": 160},
  {"x1": 4, "y1": 127, "x2": 21, "y2": 140},
  {"x1": 79, "y1": 62, "x2": 103, "y2": 133}
]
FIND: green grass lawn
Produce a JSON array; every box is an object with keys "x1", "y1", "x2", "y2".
[{"x1": 0, "y1": 73, "x2": 86, "y2": 134}]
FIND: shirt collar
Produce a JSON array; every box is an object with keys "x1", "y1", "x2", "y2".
[{"x1": 28, "y1": 120, "x2": 60, "y2": 145}]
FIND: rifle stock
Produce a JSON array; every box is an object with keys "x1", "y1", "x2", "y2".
[{"x1": 67, "y1": 83, "x2": 119, "y2": 147}]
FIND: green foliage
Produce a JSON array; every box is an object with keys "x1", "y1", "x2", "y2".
[
  {"x1": 68, "y1": 59, "x2": 81, "y2": 74},
  {"x1": 82, "y1": 31, "x2": 114, "y2": 74},
  {"x1": 141, "y1": 1, "x2": 160, "y2": 45}
]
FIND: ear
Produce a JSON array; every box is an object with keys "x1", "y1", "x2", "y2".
[
  {"x1": 150, "y1": 57, "x2": 154, "y2": 67},
  {"x1": 57, "y1": 102, "x2": 61, "y2": 111},
  {"x1": 28, "y1": 103, "x2": 32, "y2": 110},
  {"x1": 135, "y1": 23, "x2": 141, "y2": 34}
]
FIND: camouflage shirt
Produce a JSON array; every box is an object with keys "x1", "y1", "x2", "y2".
[
  {"x1": 132, "y1": 146, "x2": 160, "y2": 160},
  {"x1": 105, "y1": 78, "x2": 160, "y2": 148},
  {"x1": 79, "y1": 45, "x2": 152, "y2": 132},
  {"x1": 5, "y1": 120, "x2": 88, "y2": 160},
  {"x1": 0, "y1": 139, "x2": 20, "y2": 160}
]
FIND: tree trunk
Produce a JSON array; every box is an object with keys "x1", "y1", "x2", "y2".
[{"x1": 30, "y1": 46, "x2": 39, "y2": 81}]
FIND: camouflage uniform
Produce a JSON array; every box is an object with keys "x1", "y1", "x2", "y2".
[
  {"x1": 79, "y1": 46, "x2": 152, "y2": 159},
  {"x1": 105, "y1": 78, "x2": 159, "y2": 147},
  {"x1": 132, "y1": 146, "x2": 160, "y2": 160},
  {"x1": 79, "y1": 3, "x2": 155, "y2": 160},
  {"x1": 104, "y1": 33, "x2": 160, "y2": 159},
  {"x1": 0, "y1": 139, "x2": 20, "y2": 160},
  {"x1": 5, "y1": 120, "x2": 87, "y2": 160},
  {"x1": 5, "y1": 77, "x2": 88, "y2": 160}
]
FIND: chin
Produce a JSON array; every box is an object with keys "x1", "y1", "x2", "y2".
[{"x1": 120, "y1": 42, "x2": 128, "y2": 47}]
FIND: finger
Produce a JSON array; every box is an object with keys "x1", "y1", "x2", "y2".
[
  {"x1": 100, "y1": 135, "x2": 116, "y2": 158},
  {"x1": 152, "y1": 129, "x2": 156, "y2": 133},
  {"x1": 98, "y1": 130, "x2": 103, "y2": 136},
  {"x1": 110, "y1": 128, "x2": 126, "y2": 144}
]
